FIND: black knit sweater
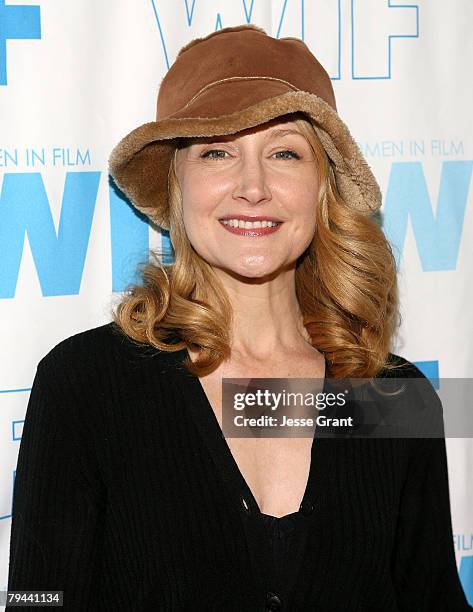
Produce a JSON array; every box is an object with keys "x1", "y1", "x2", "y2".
[{"x1": 6, "y1": 322, "x2": 472, "y2": 610}]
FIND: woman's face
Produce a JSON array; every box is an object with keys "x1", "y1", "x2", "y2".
[{"x1": 174, "y1": 118, "x2": 319, "y2": 279}]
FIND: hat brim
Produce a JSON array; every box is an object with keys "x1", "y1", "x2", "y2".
[{"x1": 108, "y1": 88, "x2": 381, "y2": 230}]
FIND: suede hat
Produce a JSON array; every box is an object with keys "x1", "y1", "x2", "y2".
[{"x1": 108, "y1": 23, "x2": 381, "y2": 230}]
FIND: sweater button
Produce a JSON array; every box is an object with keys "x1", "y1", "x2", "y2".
[
  {"x1": 240, "y1": 494, "x2": 251, "y2": 514},
  {"x1": 265, "y1": 592, "x2": 282, "y2": 610},
  {"x1": 299, "y1": 499, "x2": 315, "y2": 515}
]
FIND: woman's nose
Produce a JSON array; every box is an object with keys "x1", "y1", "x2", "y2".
[{"x1": 232, "y1": 157, "x2": 271, "y2": 204}]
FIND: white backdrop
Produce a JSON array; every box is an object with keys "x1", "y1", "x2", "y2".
[{"x1": 1, "y1": 0, "x2": 472, "y2": 603}]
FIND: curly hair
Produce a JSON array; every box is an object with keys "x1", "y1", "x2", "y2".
[{"x1": 111, "y1": 112, "x2": 403, "y2": 379}]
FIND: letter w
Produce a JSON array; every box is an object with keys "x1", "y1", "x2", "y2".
[
  {"x1": 383, "y1": 161, "x2": 472, "y2": 271},
  {"x1": 0, "y1": 172, "x2": 100, "y2": 297}
]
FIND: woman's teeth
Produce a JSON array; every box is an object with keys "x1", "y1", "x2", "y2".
[{"x1": 221, "y1": 219, "x2": 280, "y2": 228}]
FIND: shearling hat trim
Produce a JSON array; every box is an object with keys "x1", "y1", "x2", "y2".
[{"x1": 109, "y1": 89, "x2": 381, "y2": 230}]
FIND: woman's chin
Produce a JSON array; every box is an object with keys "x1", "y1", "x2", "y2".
[{"x1": 216, "y1": 259, "x2": 285, "y2": 281}]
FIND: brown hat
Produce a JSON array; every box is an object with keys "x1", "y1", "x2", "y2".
[{"x1": 108, "y1": 23, "x2": 381, "y2": 230}]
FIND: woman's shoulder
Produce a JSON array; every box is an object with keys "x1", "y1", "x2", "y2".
[
  {"x1": 36, "y1": 321, "x2": 180, "y2": 382},
  {"x1": 27, "y1": 324, "x2": 185, "y2": 444},
  {"x1": 38, "y1": 321, "x2": 129, "y2": 365},
  {"x1": 379, "y1": 352, "x2": 444, "y2": 438}
]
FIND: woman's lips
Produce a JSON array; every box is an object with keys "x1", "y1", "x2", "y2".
[{"x1": 218, "y1": 220, "x2": 283, "y2": 236}]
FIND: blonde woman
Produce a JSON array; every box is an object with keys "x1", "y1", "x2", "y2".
[{"x1": 7, "y1": 25, "x2": 471, "y2": 611}]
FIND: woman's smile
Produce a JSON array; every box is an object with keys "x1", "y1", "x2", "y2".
[{"x1": 219, "y1": 217, "x2": 284, "y2": 237}]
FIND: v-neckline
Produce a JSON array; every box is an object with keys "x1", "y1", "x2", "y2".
[{"x1": 171, "y1": 343, "x2": 331, "y2": 521}]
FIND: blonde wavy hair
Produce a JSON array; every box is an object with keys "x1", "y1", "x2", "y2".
[{"x1": 111, "y1": 112, "x2": 403, "y2": 379}]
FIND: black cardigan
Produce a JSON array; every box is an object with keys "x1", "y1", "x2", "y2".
[{"x1": 6, "y1": 322, "x2": 472, "y2": 611}]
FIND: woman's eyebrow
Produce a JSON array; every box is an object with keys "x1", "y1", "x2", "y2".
[{"x1": 265, "y1": 128, "x2": 304, "y2": 139}]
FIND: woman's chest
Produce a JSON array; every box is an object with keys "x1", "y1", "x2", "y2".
[{"x1": 198, "y1": 359, "x2": 326, "y2": 518}]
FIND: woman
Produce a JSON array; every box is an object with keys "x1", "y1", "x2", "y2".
[{"x1": 6, "y1": 24, "x2": 471, "y2": 611}]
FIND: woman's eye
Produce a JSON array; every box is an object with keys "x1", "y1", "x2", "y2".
[
  {"x1": 201, "y1": 149, "x2": 228, "y2": 160},
  {"x1": 274, "y1": 150, "x2": 300, "y2": 160}
]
